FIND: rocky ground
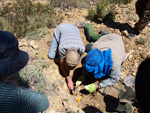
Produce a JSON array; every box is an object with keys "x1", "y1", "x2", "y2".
[{"x1": 17, "y1": 0, "x2": 150, "y2": 113}]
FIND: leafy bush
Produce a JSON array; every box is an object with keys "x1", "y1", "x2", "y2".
[
  {"x1": 88, "y1": 8, "x2": 98, "y2": 20},
  {"x1": 0, "y1": 0, "x2": 63, "y2": 38},
  {"x1": 87, "y1": 0, "x2": 131, "y2": 21},
  {"x1": 96, "y1": 1, "x2": 110, "y2": 19}
]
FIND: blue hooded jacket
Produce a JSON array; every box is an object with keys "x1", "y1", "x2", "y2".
[{"x1": 85, "y1": 49, "x2": 113, "y2": 78}]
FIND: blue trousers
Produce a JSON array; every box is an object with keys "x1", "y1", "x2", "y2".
[{"x1": 48, "y1": 35, "x2": 58, "y2": 59}]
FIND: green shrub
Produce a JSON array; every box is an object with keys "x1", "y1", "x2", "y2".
[
  {"x1": 19, "y1": 63, "x2": 47, "y2": 94},
  {"x1": 0, "y1": 0, "x2": 63, "y2": 39},
  {"x1": 88, "y1": 8, "x2": 98, "y2": 20},
  {"x1": 87, "y1": 0, "x2": 131, "y2": 21},
  {"x1": 96, "y1": 2, "x2": 106, "y2": 19}
]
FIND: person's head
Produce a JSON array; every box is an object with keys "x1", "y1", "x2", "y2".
[
  {"x1": 135, "y1": 58, "x2": 150, "y2": 113},
  {"x1": 85, "y1": 49, "x2": 113, "y2": 78},
  {"x1": 65, "y1": 48, "x2": 80, "y2": 70},
  {"x1": 0, "y1": 31, "x2": 29, "y2": 76}
]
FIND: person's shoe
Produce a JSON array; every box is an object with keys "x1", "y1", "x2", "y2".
[
  {"x1": 128, "y1": 28, "x2": 140, "y2": 39},
  {"x1": 76, "y1": 22, "x2": 89, "y2": 28},
  {"x1": 99, "y1": 29, "x2": 109, "y2": 36}
]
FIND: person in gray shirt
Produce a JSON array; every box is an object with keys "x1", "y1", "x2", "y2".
[{"x1": 48, "y1": 23, "x2": 85, "y2": 91}]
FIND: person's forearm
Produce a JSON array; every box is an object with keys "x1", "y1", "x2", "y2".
[
  {"x1": 60, "y1": 59, "x2": 74, "y2": 90},
  {"x1": 66, "y1": 76, "x2": 71, "y2": 82},
  {"x1": 60, "y1": 59, "x2": 69, "y2": 77}
]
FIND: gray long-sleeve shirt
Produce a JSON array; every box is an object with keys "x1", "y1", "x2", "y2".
[{"x1": 54, "y1": 23, "x2": 85, "y2": 59}]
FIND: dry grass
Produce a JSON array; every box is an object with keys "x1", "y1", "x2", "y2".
[{"x1": 0, "y1": 0, "x2": 63, "y2": 39}]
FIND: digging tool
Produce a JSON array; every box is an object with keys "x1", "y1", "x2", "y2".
[
  {"x1": 72, "y1": 83, "x2": 81, "y2": 94},
  {"x1": 71, "y1": 86, "x2": 77, "y2": 94}
]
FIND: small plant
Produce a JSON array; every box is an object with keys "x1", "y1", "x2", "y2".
[
  {"x1": 128, "y1": 16, "x2": 133, "y2": 21},
  {"x1": 88, "y1": 8, "x2": 98, "y2": 20},
  {"x1": 137, "y1": 37, "x2": 148, "y2": 45},
  {"x1": 19, "y1": 63, "x2": 47, "y2": 94},
  {"x1": 96, "y1": 1, "x2": 107, "y2": 19},
  {"x1": 26, "y1": 27, "x2": 50, "y2": 40},
  {"x1": 87, "y1": 0, "x2": 131, "y2": 21},
  {"x1": 68, "y1": 111, "x2": 76, "y2": 113},
  {"x1": 87, "y1": 0, "x2": 114, "y2": 20},
  {"x1": 63, "y1": 99, "x2": 68, "y2": 101}
]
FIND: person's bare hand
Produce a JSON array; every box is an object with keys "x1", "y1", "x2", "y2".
[
  {"x1": 67, "y1": 80, "x2": 74, "y2": 91},
  {"x1": 66, "y1": 76, "x2": 74, "y2": 91}
]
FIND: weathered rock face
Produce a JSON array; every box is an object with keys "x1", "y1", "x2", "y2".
[{"x1": 13, "y1": 0, "x2": 150, "y2": 112}]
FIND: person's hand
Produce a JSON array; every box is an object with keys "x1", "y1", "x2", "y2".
[
  {"x1": 85, "y1": 83, "x2": 98, "y2": 93},
  {"x1": 76, "y1": 75, "x2": 85, "y2": 86},
  {"x1": 66, "y1": 76, "x2": 74, "y2": 91},
  {"x1": 67, "y1": 80, "x2": 74, "y2": 91}
]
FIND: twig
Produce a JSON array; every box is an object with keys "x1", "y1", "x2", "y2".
[{"x1": 126, "y1": 50, "x2": 134, "y2": 58}]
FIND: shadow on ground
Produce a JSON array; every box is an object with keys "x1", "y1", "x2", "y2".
[
  {"x1": 7, "y1": 72, "x2": 30, "y2": 88},
  {"x1": 92, "y1": 18, "x2": 134, "y2": 33},
  {"x1": 82, "y1": 105, "x2": 102, "y2": 113},
  {"x1": 104, "y1": 95, "x2": 119, "y2": 112}
]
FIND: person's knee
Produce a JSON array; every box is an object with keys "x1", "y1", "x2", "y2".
[
  {"x1": 48, "y1": 47, "x2": 57, "y2": 59},
  {"x1": 47, "y1": 53, "x2": 55, "y2": 59}
]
